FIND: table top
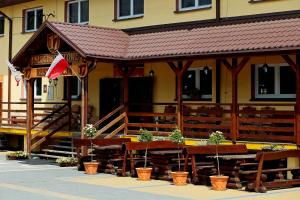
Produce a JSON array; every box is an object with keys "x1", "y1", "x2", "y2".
[
  {"x1": 149, "y1": 149, "x2": 182, "y2": 155},
  {"x1": 207, "y1": 154, "x2": 256, "y2": 160},
  {"x1": 94, "y1": 145, "x2": 122, "y2": 150}
]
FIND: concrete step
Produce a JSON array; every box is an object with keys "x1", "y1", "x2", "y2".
[
  {"x1": 31, "y1": 153, "x2": 62, "y2": 159},
  {"x1": 41, "y1": 149, "x2": 76, "y2": 155},
  {"x1": 48, "y1": 145, "x2": 76, "y2": 150}
]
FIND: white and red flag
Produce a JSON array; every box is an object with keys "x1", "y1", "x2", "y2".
[
  {"x1": 46, "y1": 52, "x2": 69, "y2": 79},
  {"x1": 6, "y1": 60, "x2": 22, "y2": 86}
]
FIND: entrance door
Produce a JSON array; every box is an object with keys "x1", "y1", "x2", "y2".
[{"x1": 99, "y1": 78, "x2": 123, "y2": 118}]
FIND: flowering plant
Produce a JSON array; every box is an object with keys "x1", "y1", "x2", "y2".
[
  {"x1": 83, "y1": 124, "x2": 97, "y2": 162},
  {"x1": 208, "y1": 130, "x2": 225, "y2": 176}
]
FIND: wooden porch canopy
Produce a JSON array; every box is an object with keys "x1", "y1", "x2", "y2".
[{"x1": 11, "y1": 17, "x2": 300, "y2": 149}]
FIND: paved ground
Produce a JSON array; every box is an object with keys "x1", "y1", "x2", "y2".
[{"x1": 0, "y1": 151, "x2": 300, "y2": 200}]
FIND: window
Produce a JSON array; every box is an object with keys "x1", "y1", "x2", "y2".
[
  {"x1": 117, "y1": 0, "x2": 144, "y2": 19},
  {"x1": 0, "y1": 15, "x2": 4, "y2": 36},
  {"x1": 23, "y1": 78, "x2": 42, "y2": 98},
  {"x1": 182, "y1": 67, "x2": 212, "y2": 100},
  {"x1": 24, "y1": 7, "x2": 43, "y2": 32},
  {"x1": 67, "y1": 0, "x2": 89, "y2": 24},
  {"x1": 179, "y1": 0, "x2": 212, "y2": 11},
  {"x1": 64, "y1": 77, "x2": 81, "y2": 99},
  {"x1": 254, "y1": 64, "x2": 295, "y2": 99}
]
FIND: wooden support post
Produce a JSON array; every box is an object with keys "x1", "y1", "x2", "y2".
[
  {"x1": 168, "y1": 60, "x2": 193, "y2": 132},
  {"x1": 222, "y1": 57, "x2": 250, "y2": 144},
  {"x1": 81, "y1": 75, "x2": 88, "y2": 156},
  {"x1": 282, "y1": 54, "x2": 300, "y2": 146},
  {"x1": 123, "y1": 66, "x2": 129, "y2": 113},
  {"x1": 296, "y1": 54, "x2": 300, "y2": 146},
  {"x1": 67, "y1": 77, "x2": 72, "y2": 132},
  {"x1": 26, "y1": 79, "x2": 33, "y2": 157},
  {"x1": 231, "y1": 58, "x2": 238, "y2": 144}
]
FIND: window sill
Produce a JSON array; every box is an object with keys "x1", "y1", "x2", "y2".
[
  {"x1": 21, "y1": 30, "x2": 37, "y2": 34},
  {"x1": 113, "y1": 15, "x2": 144, "y2": 22},
  {"x1": 248, "y1": 0, "x2": 265, "y2": 3},
  {"x1": 250, "y1": 97, "x2": 296, "y2": 102},
  {"x1": 0, "y1": 34, "x2": 4, "y2": 37},
  {"x1": 174, "y1": 5, "x2": 212, "y2": 14},
  {"x1": 20, "y1": 98, "x2": 42, "y2": 101}
]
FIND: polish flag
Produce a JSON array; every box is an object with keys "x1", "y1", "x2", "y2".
[
  {"x1": 46, "y1": 52, "x2": 69, "y2": 79},
  {"x1": 6, "y1": 60, "x2": 22, "y2": 86}
]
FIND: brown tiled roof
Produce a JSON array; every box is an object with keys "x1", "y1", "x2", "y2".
[{"x1": 12, "y1": 18, "x2": 300, "y2": 63}]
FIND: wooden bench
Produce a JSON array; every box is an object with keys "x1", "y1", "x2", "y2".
[
  {"x1": 240, "y1": 150, "x2": 300, "y2": 193},
  {"x1": 184, "y1": 144, "x2": 249, "y2": 188},
  {"x1": 122, "y1": 140, "x2": 185, "y2": 178},
  {"x1": 73, "y1": 138, "x2": 131, "y2": 174}
]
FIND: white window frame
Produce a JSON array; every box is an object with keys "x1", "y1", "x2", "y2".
[
  {"x1": 255, "y1": 63, "x2": 295, "y2": 99},
  {"x1": 23, "y1": 78, "x2": 42, "y2": 99},
  {"x1": 0, "y1": 15, "x2": 4, "y2": 36},
  {"x1": 182, "y1": 66, "x2": 212, "y2": 100},
  {"x1": 67, "y1": 0, "x2": 89, "y2": 24},
  {"x1": 117, "y1": 0, "x2": 144, "y2": 20},
  {"x1": 179, "y1": 0, "x2": 212, "y2": 11},
  {"x1": 24, "y1": 7, "x2": 43, "y2": 32}
]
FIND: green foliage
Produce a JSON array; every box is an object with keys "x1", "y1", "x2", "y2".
[
  {"x1": 138, "y1": 129, "x2": 153, "y2": 143},
  {"x1": 169, "y1": 128, "x2": 184, "y2": 144},
  {"x1": 262, "y1": 144, "x2": 286, "y2": 151},
  {"x1": 208, "y1": 130, "x2": 225, "y2": 145},
  {"x1": 56, "y1": 157, "x2": 78, "y2": 167},
  {"x1": 83, "y1": 124, "x2": 97, "y2": 138},
  {"x1": 6, "y1": 151, "x2": 28, "y2": 160}
]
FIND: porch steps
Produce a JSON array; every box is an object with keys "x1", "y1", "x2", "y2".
[{"x1": 33, "y1": 136, "x2": 77, "y2": 160}]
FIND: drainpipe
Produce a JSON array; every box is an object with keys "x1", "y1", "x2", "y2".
[
  {"x1": 216, "y1": 0, "x2": 221, "y2": 21},
  {"x1": 0, "y1": 11, "x2": 13, "y2": 123}
]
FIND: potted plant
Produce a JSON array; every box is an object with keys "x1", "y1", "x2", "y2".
[
  {"x1": 136, "y1": 128, "x2": 153, "y2": 181},
  {"x1": 208, "y1": 130, "x2": 228, "y2": 191},
  {"x1": 83, "y1": 124, "x2": 99, "y2": 175},
  {"x1": 169, "y1": 128, "x2": 188, "y2": 186}
]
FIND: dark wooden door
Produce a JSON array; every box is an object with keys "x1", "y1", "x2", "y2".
[{"x1": 99, "y1": 78, "x2": 123, "y2": 118}]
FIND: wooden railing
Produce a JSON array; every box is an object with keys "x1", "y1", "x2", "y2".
[
  {"x1": 93, "y1": 105, "x2": 126, "y2": 139},
  {"x1": 126, "y1": 102, "x2": 178, "y2": 136},
  {"x1": 238, "y1": 103, "x2": 295, "y2": 143},
  {"x1": 182, "y1": 103, "x2": 232, "y2": 139}
]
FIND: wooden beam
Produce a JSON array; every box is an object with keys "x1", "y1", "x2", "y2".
[
  {"x1": 67, "y1": 77, "x2": 72, "y2": 132},
  {"x1": 295, "y1": 54, "x2": 300, "y2": 146},
  {"x1": 221, "y1": 59, "x2": 233, "y2": 72},
  {"x1": 81, "y1": 75, "x2": 88, "y2": 156},
  {"x1": 282, "y1": 55, "x2": 297, "y2": 73},
  {"x1": 231, "y1": 58, "x2": 238, "y2": 144},
  {"x1": 167, "y1": 62, "x2": 179, "y2": 74},
  {"x1": 235, "y1": 57, "x2": 250, "y2": 75},
  {"x1": 180, "y1": 60, "x2": 194, "y2": 76},
  {"x1": 26, "y1": 79, "x2": 33, "y2": 156}
]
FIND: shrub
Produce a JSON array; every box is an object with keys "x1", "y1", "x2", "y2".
[
  {"x1": 6, "y1": 151, "x2": 28, "y2": 160},
  {"x1": 56, "y1": 157, "x2": 78, "y2": 167}
]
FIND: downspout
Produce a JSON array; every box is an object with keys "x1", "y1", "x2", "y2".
[{"x1": 0, "y1": 11, "x2": 13, "y2": 123}]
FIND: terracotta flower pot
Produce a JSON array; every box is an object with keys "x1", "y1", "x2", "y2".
[
  {"x1": 84, "y1": 162, "x2": 99, "y2": 175},
  {"x1": 210, "y1": 175, "x2": 229, "y2": 191},
  {"x1": 136, "y1": 167, "x2": 152, "y2": 181},
  {"x1": 171, "y1": 171, "x2": 188, "y2": 186}
]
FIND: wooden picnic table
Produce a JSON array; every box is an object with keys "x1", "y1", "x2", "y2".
[{"x1": 207, "y1": 153, "x2": 257, "y2": 189}]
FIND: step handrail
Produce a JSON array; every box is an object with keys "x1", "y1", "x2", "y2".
[
  {"x1": 31, "y1": 103, "x2": 68, "y2": 129},
  {"x1": 93, "y1": 104, "x2": 124, "y2": 127}
]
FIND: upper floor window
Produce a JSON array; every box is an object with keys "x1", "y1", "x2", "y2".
[
  {"x1": 179, "y1": 0, "x2": 212, "y2": 11},
  {"x1": 182, "y1": 67, "x2": 212, "y2": 100},
  {"x1": 67, "y1": 0, "x2": 89, "y2": 24},
  {"x1": 117, "y1": 0, "x2": 144, "y2": 20},
  {"x1": 254, "y1": 64, "x2": 295, "y2": 99},
  {"x1": 24, "y1": 7, "x2": 43, "y2": 32},
  {"x1": 0, "y1": 15, "x2": 4, "y2": 36}
]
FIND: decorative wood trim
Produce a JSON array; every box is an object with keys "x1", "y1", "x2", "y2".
[
  {"x1": 114, "y1": 0, "x2": 118, "y2": 21},
  {"x1": 282, "y1": 55, "x2": 297, "y2": 72},
  {"x1": 22, "y1": 9, "x2": 25, "y2": 33},
  {"x1": 175, "y1": 0, "x2": 179, "y2": 12}
]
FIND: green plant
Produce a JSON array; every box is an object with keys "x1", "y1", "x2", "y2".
[
  {"x1": 208, "y1": 130, "x2": 225, "y2": 176},
  {"x1": 262, "y1": 144, "x2": 286, "y2": 151},
  {"x1": 169, "y1": 128, "x2": 184, "y2": 171},
  {"x1": 83, "y1": 124, "x2": 97, "y2": 162},
  {"x1": 56, "y1": 157, "x2": 78, "y2": 167},
  {"x1": 6, "y1": 151, "x2": 28, "y2": 160},
  {"x1": 138, "y1": 129, "x2": 153, "y2": 168}
]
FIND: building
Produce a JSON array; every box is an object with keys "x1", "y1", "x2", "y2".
[{"x1": 0, "y1": 0, "x2": 300, "y2": 154}]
